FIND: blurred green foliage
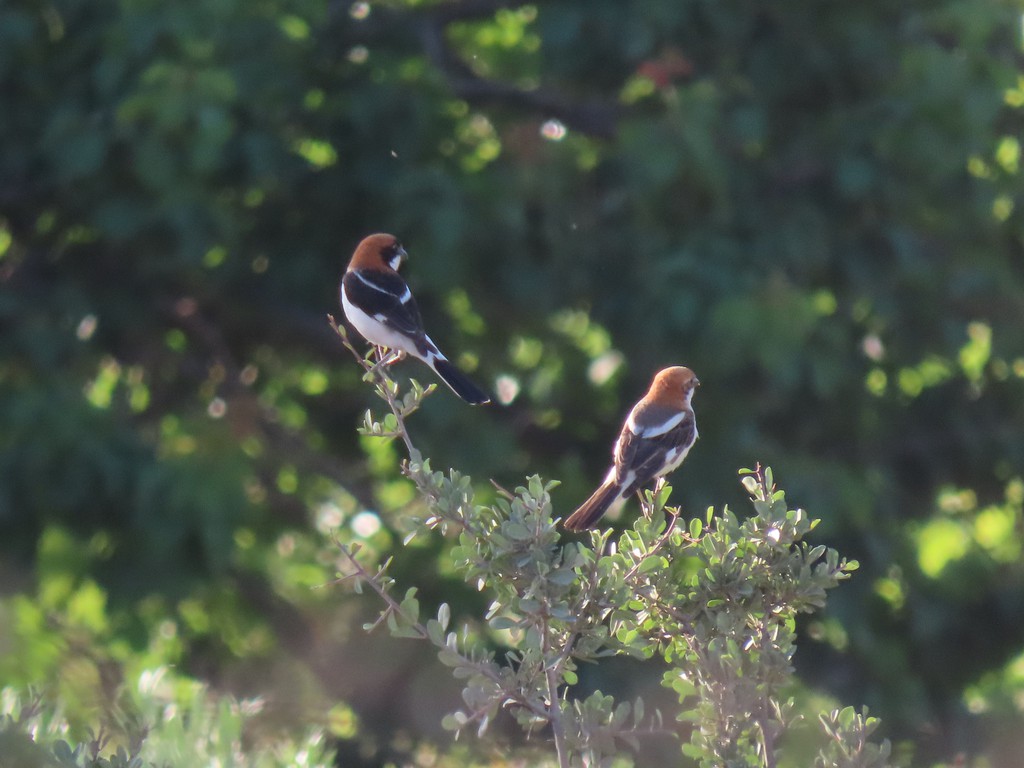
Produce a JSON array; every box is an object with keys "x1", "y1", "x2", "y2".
[
  {"x1": 1, "y1": 0, "x2": 1023, "y2": 765},
  {"x1": 1, "y1": 670, "x2": 337, "y2": 768}
]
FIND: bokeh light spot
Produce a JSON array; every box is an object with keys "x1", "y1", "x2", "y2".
[
  {"x1": 352, "y1": 511, "x2": 382, "y2": 538},
  {"x1": 541, "y1": 119, "x2": 566, "y2": 141}
]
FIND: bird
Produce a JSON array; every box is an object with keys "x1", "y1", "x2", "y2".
[
  {"x1": 563, "y1": 366, "x2": 699, "y2": 531},
  {"x1": 340, "y1": 233, "x2": 491, "y2": 404}
]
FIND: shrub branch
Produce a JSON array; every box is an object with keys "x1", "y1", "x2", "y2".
[{"x1": 329, "y1": 316, "x2": 892, "y2": 768}]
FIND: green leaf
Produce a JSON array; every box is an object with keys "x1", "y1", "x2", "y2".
[
  {"x1": 489, "y1": 615, "x2": 518, "y2": 630},
  {"x1": 504, "y1": 521, "x2": 533, "y2": 541},
  {"x1": 399, "y1": 589, "x2": 420, "y2": 625},
  {"x1": 681, "y1": 741, "x2": 703, "y2": 758},
  {"x1": 426, "y1": 619, "x2": 443, "y2": 645},
  {"x1": 654, "y1": 483, "x2": 673, "y2": 510},
  {"x1": 547, "y1": 568, "x2": 577, "y2": 585},
  {"x1": 441, "y1": 712, "x2": 467, "y2": 730},
  {"x1": 527, "y1": 475, "x2": 545, "y2": 499},
  {"x1": 391, "y1": 625, "x2": 423, "y2": 639},
  {"x1": 638, "y1": 556, "x2": 664, "y2": 574}
]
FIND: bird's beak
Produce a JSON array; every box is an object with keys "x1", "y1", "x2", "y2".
[{"x1": 694, "y1": 377, "x2": 701, "y2": 387}]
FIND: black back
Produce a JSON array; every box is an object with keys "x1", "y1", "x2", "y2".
[
  {"x1": 344, "y1": 269, "x2": 426, "y2": 342},
  {"x1": 613, "y1": 413, "x2": 696, "y2": 496}
]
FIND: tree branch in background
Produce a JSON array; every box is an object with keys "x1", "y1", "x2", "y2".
[
  {"x1": 334, "y1": 1, "x2": 622, "y2": 138},
  {"x1": 416, "y1": 12, "x2": 621, "y2": 139}
]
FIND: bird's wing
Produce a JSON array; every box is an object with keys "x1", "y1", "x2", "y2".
[
  {"x1": 343, "y1": 269, "x2": 425, "y2": 339},
  {"x1": 613, "y1": 410, "x2": 696, "y2": 494}
]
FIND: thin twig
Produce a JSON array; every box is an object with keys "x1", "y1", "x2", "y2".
[
  {"x1": 337, "y1": 542, "x2": 553, "y2": 723},
  {"x1": 331, "y1": 314, "x2": 579, "y2": 750},
  {"x1": 557, "y1": 528, "x2": 612, "y2": 666},
  {"x1": 541, "y1": 612, "x2": 571, "y2": 768},
  {"x1": 415, "y1": 13, "x2": 619, "y2": 138},
  {"x1": 330, "y1": 314, "x2": 494, "y2": 541},
  {"x1": 337, "y1": 545, "x2": 428, "y2": 639},
  {"x1": 755, "y1": 595, "x2": 779, "y2": 768},
  {"x1": 329, "y1": 315, "x2": 420, "y2": 460}
]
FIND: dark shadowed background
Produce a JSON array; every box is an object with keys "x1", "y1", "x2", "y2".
[{"x1": 1, "y1": 0, "x2": 1023, "y2": 765}]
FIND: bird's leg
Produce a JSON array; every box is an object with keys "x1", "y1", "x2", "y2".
[
  {"x1": 372, "y1": 345, "x2": 405, "y2": 366},
  {"x1": 366, "y1": 346, "x2": 402, "y2": 377},
  {"x1": 636, "y1": 488, "x2": 651, "y2": 520},
  {"x1": 376, "y1": 346, "x2": 406, "y2": 365}
]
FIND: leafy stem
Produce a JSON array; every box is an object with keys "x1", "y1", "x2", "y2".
[
  {"x1": 329, "y1": 314, "x2": 422, "y2": 461},
  {"x1": 540, "y1": 610, "x2": 570, "y2": 768}
]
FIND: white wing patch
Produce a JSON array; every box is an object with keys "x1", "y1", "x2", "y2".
[
  {"x1": 419, "y1": 337, "x2": 445, "y2": 365},
  {"x1": 353, "y1": 270, "x2": 404, "y2": 298},
  {"x1": 626, "y1": 408, "x2": 687, "y2": 437}
]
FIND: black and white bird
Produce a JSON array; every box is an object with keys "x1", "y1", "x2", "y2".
[
  {"x1": 563, "y1": 366, "x2": 699, "y2": 531},
  {"x1": 340, "y1": 233, "x2": 490, "y2": 404}
]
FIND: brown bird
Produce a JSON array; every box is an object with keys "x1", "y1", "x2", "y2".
[
  {"x1": 563, "y1": 366, "x2": 699, "y2": 531},
  {"x1": 340, "y1": 234, "x2": 490, "y2": 404}
]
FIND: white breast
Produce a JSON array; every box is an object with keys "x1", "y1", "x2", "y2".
[{"x1": 341, "y1": 285, "x2": 421, "y2": 357}]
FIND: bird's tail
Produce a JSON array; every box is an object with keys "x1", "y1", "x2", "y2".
[
  {"x1": 419, "y1": 342, "x2": 491, "y2": 405},
  {"x1": 563, "y1": 480, "x2": 624, "y2": 531}
]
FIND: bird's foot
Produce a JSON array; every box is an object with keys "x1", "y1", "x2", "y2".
[
  {"x1": 371, "y1": 346, "x2": 404, "y2": 367},
  {"x1": 366, "y1": 347, "x2": 403, "y2": 378}
]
